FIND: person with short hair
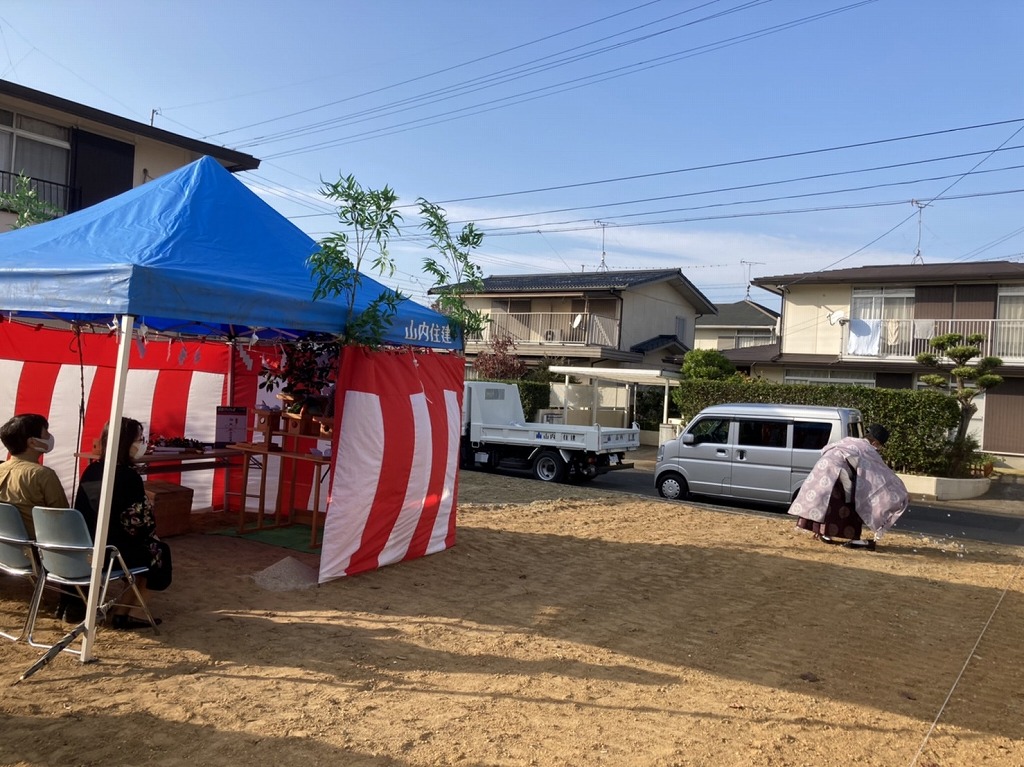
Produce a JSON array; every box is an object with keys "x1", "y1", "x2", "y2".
[{"x1": 0, "y1": 413, "x2": 69, "y2": 535}]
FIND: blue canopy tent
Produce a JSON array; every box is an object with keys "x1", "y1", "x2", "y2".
[
  {"x1": 0, "y1": 155, "x2": 457, "y2": 345},
  {"x1": 0, "y1": 155, "x2": 458, "y2": 662}
]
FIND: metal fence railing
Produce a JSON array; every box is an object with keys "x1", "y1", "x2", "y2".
[
  {"x1": 841, "y1": 318, "x2": 1024, "y2": 361},
  {"x1": 0, "y1": 169, "x2": 76, "y2": 214},
  {"x1": 467, "y1": 311, "x2": 620, "y2": 349}
]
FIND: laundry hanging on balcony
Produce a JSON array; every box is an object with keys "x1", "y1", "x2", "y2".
[
  {"x1": 913, "y1": 320, "x2": 935, "y2": 340},
  {"x1": 846, "y1": 318, "x2": 881, "y2": 356}
]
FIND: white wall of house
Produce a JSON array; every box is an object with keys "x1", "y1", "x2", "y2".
[
  {"x1": 132, "y1": 140, "x2": 205, "y2": 186},
  {"x1": 781, "y1": 286, "x2": 849, "y2": 355},
  {"x1": 2, "y1": 95, "x2": 205, "y2": 187},
  {"x1": 749, "y1": 365, "x2": 785, "y2": 383},
  {"x1": 620, "y1": 281, "x2": 697, "y2": 349},
  {"x1": 693, "y1": 329, "x2": 719, "y2": 350}
]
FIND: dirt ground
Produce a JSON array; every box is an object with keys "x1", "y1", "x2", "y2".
[{"x1": 2, "y1": 470, "x2": 1023, "y2": 767}]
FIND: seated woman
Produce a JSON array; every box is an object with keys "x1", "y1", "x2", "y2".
[{"x1": 74, "y1": 417, "x2": 171, "y2": 629}]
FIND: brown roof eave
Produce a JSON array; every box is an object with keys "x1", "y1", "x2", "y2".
[{"x1": 0, "y1": 79, "x2": 259, "y2": 172}]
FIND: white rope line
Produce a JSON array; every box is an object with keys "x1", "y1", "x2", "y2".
[{"x1": 908, "y1": 550, "x2": 1024, "y2": 766}]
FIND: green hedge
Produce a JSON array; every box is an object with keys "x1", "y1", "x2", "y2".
[{"x1": 671, "y1": 381, "x2": 960, "y2": 475}]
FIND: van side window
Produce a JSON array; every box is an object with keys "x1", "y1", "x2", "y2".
[
  {"x1": 848, "y1": 422, "x2": 864, "y2": 439},
  {"x1": 794, "y1": 422, "x2": 832, "y2": 450},
  {"x1": 689, "y1": 418, "x2": 729, "y2": 445},
  {"x1": 738, "y1": 420, "x2": 787, "y2": 448}
]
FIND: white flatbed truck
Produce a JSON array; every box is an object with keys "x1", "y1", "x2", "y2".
[{"x1": 461, "y1": 381, "x2": 641, "y2": 482}]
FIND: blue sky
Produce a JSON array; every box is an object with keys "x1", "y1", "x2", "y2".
[{"x1": 1, "y1": 1, "x2": 1021, "y2": 310}]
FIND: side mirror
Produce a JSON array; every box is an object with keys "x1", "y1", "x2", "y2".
[{"x1": 680, "y1": 433, "x2": 695, "y2": 446}]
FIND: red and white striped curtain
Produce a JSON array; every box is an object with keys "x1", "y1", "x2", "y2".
[
  {"x1": 319, "y1": 347, "x2": 464, "y2": 582},
  {"x1": 0, "y1": 321, "x2": 257, "y2": 509}
]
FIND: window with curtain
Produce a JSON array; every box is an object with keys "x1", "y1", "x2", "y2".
[
  {"x1": 784, "y1": 368, "x2": 875, "y2": 386},
  {"x1": 851, "y1": 286, "x2": 914, "y2": 320},
  {"x1": 851, "y1": 286, "x2": 914, "y2": 353},
  {"x1": 0, "y1": 110, "x2": 70, "y2": 210},
  {"x1": 996, "y1": 286, "x2": 1024, "y2": 358}
]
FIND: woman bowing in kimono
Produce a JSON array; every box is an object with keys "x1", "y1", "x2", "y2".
[{"x1": 789, "y1": 424, "x2": 908, "y2": 551}]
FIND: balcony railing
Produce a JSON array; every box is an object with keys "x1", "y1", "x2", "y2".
[
  {"x1": 840, "y1": 318, "x2": 1024, "y2": 361},
  {"x1": 0, "y1": 169, "x2": 76, "y2": 214},
  {"x1": 468, "y1": 311, "x2": 620, "y2": 349}
]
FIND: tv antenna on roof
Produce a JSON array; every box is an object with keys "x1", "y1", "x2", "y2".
[
  {"x1": 740, "y1": 260, "x2": 764, "y2": 299},
  {"x1": 911, "y1": 199, "x2": 930, "y2": 264},
  {"x1": 594, "y1": 220, "x2": 609, "y2": 272}
]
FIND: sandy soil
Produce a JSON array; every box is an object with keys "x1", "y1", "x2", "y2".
[{"x1": 2, "y1": 471, "x2": 1023, "y2": 767}]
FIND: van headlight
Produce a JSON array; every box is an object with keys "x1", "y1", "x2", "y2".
[{"x1": 656, "y1": 445, "x2": 664, "y2": 462}]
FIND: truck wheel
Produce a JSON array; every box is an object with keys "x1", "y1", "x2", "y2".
[
  {"x1": 657, "y1": 472, "x2": 689, "y2": 500},
  {"x1": 532, "y1": 450, "x2": 567, "y2": 482}
]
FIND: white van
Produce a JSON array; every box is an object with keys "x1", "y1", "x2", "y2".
[{"x1": 655, "y1": 403, "x2": 864, "y2": 506}]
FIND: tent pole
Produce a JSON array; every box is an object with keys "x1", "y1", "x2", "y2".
[
  {"x1": 226, "y1": 341, "x2": 235, "y2": 406},
  {"x1": 80, "y1": 314, "x2": 133, "y2": 662}
]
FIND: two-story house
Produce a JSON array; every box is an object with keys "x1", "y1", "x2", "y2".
[
  {"x1": 0, "y1": 79, "x2": 258, "y2": 226},
  {"x1": 446, "y1": 268, "x2": 717, "y2": 372},
  {"x1": 726, "y1": 261, "x2": 1024, "y2": 459},
  {"x1": 694, "y1": 299, "x2": 779, "y2": 351}
]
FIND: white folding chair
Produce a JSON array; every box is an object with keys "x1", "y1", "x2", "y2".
[
  {"x1": 0, "y1": 502, "x2": 44, "y2": 642},
  {"x1": 25, "y1": 506, "x2": 159, "y2": 656}
]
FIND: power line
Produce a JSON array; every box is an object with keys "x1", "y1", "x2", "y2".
[
  {"x1": 430, "y1": 118, "x2": 1024, "y2": 205},
  {"x1": 287, "y1": 143, "x2": 1024, "y2": 223},
  {"x1": 446, "y1": 149, "x2": 1024, "y2": 226},
  {"x1": 472, "y1": 164, "x2": 1024, "y2": 233},
  {"x1": 201, "y1": 0, "x2": 677, "y2": 140},
  {"x1": 257, "y1": 1, "x2": 877, "y2": 159},
  {"x1": 235, "y1": 1, "x2": 768, "y2": 149},
  {"x1": 804, "y1": 121, "x2": 1024, "y2": 277},
  {"x1": 474, "y1": 188, "x2": 1024, "y2": 237}
]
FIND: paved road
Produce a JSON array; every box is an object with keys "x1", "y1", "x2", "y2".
[{"x1": 590, "y1": 466, "x2": 1024, "y2": 548}]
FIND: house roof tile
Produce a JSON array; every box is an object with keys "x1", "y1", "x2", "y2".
[
  {"x1": 434, "y1": 268, "x2": 718, "y2": 314},
  {"x1": 722, "y1": 343, "x2": 782, "y2": 364},
  {"x1": 695, "y1": 299, "x2": 778, "y2": 327},
  {"x1": 752, "y1": 260, "x2": 1024, "y2": 293},
  {"x1": 630, "y1": 334, "x2": 689, "y2": 354}
]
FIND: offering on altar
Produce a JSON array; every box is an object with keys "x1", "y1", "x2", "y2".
[{"x1": 149, "y1": 436, "x2": 206, "y2": 454}]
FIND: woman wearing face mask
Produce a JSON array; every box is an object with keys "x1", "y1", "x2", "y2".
[
  {"x1": 74, "y1": 417, "x2": 172, "y2": 629},
  {"x1": 0, "y1": 412, "x2": 69, "y2": 535}
]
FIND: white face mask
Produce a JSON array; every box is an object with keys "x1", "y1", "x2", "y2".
[
  {"x1": 31, "y1": 434, "x2": 55, "y2": 454},
  {"x1": 130, "y1": 440, "x2": 147, "y2": 460}
]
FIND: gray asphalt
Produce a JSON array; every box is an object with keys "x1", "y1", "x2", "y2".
[{"x1": 590, "y1": 461, "x2": 1024, "y2": 548}]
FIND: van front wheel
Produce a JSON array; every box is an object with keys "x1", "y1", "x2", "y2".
[{"x1": 657, "y1": 472, "x2": 689, "y2": 501}]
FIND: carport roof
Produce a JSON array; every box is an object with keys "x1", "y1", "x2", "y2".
[{"x1": 548, "y1": 366, "x2": 682, "y2": 386}]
